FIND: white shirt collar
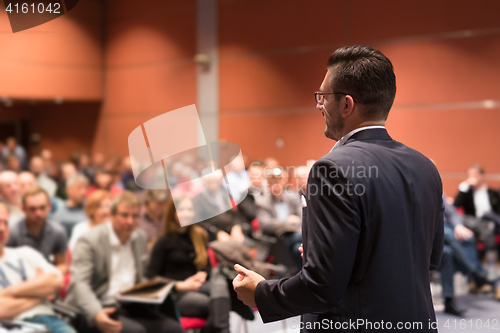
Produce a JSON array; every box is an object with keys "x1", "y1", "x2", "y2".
[
  {"x1": 330, "y1": 126, "x2": 386, "y2": 152},
  {"x1": 107, "y1": 221, "x2": 137, "y2": 248}
]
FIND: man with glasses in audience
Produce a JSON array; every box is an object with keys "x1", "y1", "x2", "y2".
[
  {"x1": 0, "y1": 202, "x2": 76, "y2": 332},
  {"x1": 7, "y1": 187, "x2": 68, "y2": 275},
  {"x1": 65, "y1": 191, "x2": 182, "y2": 333}
]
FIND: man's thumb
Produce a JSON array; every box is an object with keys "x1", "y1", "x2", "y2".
[{"x1": 234, "y1": 264, "x2": 249, "y2": 276}]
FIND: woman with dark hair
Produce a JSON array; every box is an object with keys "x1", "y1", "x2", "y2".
[{"x1": 146, "y1": 195, "x2": 231, "y2": 333}]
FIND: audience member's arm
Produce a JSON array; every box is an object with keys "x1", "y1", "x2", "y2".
[
  {"x1": 453, "y1": 189, "x2": 467, "y2": 209},
  {"x1": 54, "y1": 252, "x2": 68, "y2": 275},
  {"x1": 1, "y1": 270, "x2": 62, "y2": 299},
  {"x1": 70, "y1": 237, "x2": 105, "y2": 325},
  {"x1": 0, "y1": 295, "x2": 41, "y2": 319}
]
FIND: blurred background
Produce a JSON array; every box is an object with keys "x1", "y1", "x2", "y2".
[{"x1": 0, "y1": 0, "x2": 498, "y2": 194}]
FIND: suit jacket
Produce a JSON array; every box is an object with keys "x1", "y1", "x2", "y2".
[
  {"x1": 453, "y1": 187, "x2": 500, "y2": 217},
  {"x1": 64, "y1": 223, "x2": 148, "y2": 325},
  {"x1": 255, "y1": 128, "x2": 444, "y2": 332},
  {"x1": 254, "y1": 190, "x2": 302, "y2": 235}
]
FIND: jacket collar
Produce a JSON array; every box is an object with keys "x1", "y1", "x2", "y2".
[{"x1": 344, "y1": 128, "x2": 392, "y2": 145}]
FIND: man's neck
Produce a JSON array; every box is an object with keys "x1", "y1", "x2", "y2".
[
  {"x1": 146, "y1": 211, "x2": 162, "y2": 225},
  {"x1": 66, "y1": 199, "x2": 80, "y2": 208},
  {"x1": 112, "y1": 225, "x2": 130, "y2": 245},
  {"x1": 0, "y1": 247, "x2": 4, "y2": 257},
  {"x1": 341, "y1": 120, "x2": 386, "y2": 138},
  {"x1": 118, "y1": 234, "x2": 129, "y2": 245},
  {"x1": 26, "y1": 220, "x2": 44, "y2": 238}
]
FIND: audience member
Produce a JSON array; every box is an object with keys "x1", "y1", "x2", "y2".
[
  {"x1": 41, "y1": 149, "x2": 59, "y2": 181},
  {"x1": 454, "y1": 164, "x2": 500, "y2": 217},
  {"x1": 454, "y1": 164, "x2": 500, "y2": 279},
  {"x1": 193, "y1": 170, "x2": 247, "y2": 242},
  {"x1": 225, "y1": 156, "x2": 249, "y2": 203},
  {"x1": 0, "y1": 171, "x2": 25, "y2": 227},
  {"x1": 2, "y1": 137, "x2": 27, "y2": 170},
  {"x1": 0, "y1": 202, "x2": 76, "y2": 333},
  {"x1": 7, "y1": 187, "x2": 68, "y2": 275},
  {"x1": 77, "y1": 153, "x2": 95, "y2": 183},
  {"x1": 170, "y1": 166, "x2": 203, "y2": 199},
  {"x1": 254, "y1": 167, "x2": 302, "y2": 271},
  {"x1": 138, "y1": 189, "x2": 168, "y2": 248},
  {"x1": 56, "y1": 162, "x2": 77, "y2": 200},
  {"x1": 52, "y1": 173, "x2": 89, "y2": 237},
  {"x1": 6, "y1": 154, "x2": 22, "y2": 173},
  {"x1": 19, "y1": 171, "x2": 36, "y2": 194},
  {"x1": 87, "y1": 169, "x2": 123, "y2": 198},
  {"x1": 69, "y1": 190, "x2": 111, "y2": 252},
  {"x1": 439, "y1": 195, "x2": 497, "y2": 316},
  {"x1": 65, "y1": 191, "x2": 182, "y2": 333},
  {"x1": 294, "y1": 165, "x2": 311, "y2": 196},
  {"x1": 121, "y1": 157, "x2": 141, "y2": 192},
  {"x1": 146, "y1": 195, "x2": 231, "y2": 333}
]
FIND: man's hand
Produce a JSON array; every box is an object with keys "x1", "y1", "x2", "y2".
[
  {"x1": 94, "y1": 308, "x2": 122, "y2": 333},
  {"x1": 232, "y1": 264, "x2": 265, "y2": 309},
  {"x1": 299, "y1": 243, "x2": 303, "y2": 258},
  {"x1": 454, "y1": 224, "x2": 474, "y2": 241}
]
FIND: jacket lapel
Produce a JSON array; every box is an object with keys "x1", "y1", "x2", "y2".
[{"x1": 131, "y1": 236, "x2": 142, "y2": 283}]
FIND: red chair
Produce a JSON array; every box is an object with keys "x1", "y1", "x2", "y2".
[
  {"x1": 60, "y1": 250, "x2": 72, "y2": 300},
  {"x1": 180, "y1": 317, "x2": 207, "y2": 333}
]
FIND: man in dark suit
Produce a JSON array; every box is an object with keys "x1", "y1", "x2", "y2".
[
  {"x1": 454, "y1": 164, "x2": 500, "y2": 217},
  {"x1": 233, "y1": 45, "x2": 444, "y2": 332}
]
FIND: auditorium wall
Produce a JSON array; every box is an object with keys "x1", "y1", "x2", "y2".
[{"x1": 0, "y1": 0, "x2": 499, "y2": 195}]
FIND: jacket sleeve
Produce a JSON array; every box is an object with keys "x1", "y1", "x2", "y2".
[
  {"x1": 453, "y1": 189, "x2": 468, "y2": 210},
  {"x1": 255, "y1": 159, "x2": 362, "y2": 322},
  {"x1": 429, "y1": 201, "x2": 445, "y2": 271},
  {"x1": 67, "y1": 236, "x2": 103, "y2": 325}
]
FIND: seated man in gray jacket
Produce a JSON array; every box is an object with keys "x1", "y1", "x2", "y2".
[
  {"x1": 65, "y1": 191, "x2": 182, "y2": 333},
  {"x1": 254, "y1": 168, "x2": 302, "y2": 272}
]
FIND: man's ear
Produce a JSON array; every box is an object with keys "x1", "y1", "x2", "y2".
[{"x1": 342, "y1": 95, "x2": 355, "y2": 117}]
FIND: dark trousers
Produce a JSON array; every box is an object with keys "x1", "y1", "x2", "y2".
[
  {"x1": 173, "y1": 272, "x2": 231, "y2": 333},
  {"x1": 84, "y1": 303, "x2": 182, "y2": 333},
  {"x1": 439, "y1": 225, "x2": 482, "y2": 298}
]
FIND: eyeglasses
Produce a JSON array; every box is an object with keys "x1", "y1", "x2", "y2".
[
  {"x1": 314, "y1": 91, "x2": 356, "y2": 105},
  {"x1": 117, "y1": 212, "x2": 140, "y2": 220},
  {"x1": 26, "y1": 205, "x2": 47, "y2": 213}
]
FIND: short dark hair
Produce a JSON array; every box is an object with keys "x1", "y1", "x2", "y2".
[
  {"x1": 22, "y1": 186, "x2": 50, "y2": 206},
  {"x1": 110, "y1": 191, "x2": 140, "y2": 215},
  {"x1": 327, "y1": 45, "x2": 396, "y2": 120}
]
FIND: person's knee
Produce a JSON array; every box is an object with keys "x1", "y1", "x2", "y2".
[
  {"x1": 161, "y1": 318, "x2": 183, "y2": 333},
  {"x1": 120, "y1": 317, "x2": 146, "y2": 333}
]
